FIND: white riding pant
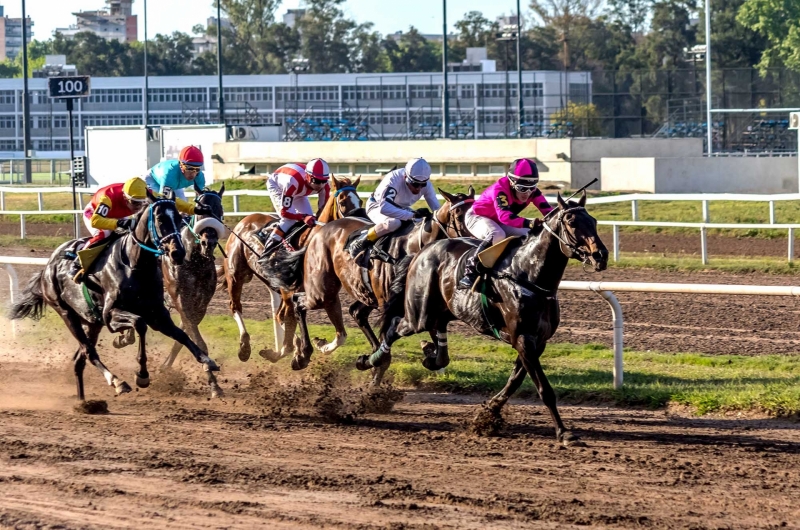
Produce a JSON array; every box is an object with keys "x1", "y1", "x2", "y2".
[
  {"x1": 465, "y1": 208, "x2": 529, "y2": 245},
  {"x1": 269, "y1": 193, "x2": 314, "y2": 233},
  {"x1": 366, "y1": 205, "x2": 404, "y2": 237},
  {"x1": 144, "y1": 175, "x2": 187, "y2": 200}
]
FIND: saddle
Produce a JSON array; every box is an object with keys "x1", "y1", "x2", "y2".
[
  {"x1": 257, "y1": 219, "x2": 306, "y2": 251},
  {"x1": 456, "y1": 236, "x2": 523, "y2": 288},
  {"x1": 344, "y1": 218, "x2": 431, "y2": 269}
]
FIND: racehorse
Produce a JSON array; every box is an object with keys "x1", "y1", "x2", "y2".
[
  {"x1": 357, "y1": 193, "x2": 608, "y2": 445},
  {"x1": 277, "y1": 187, "x2": 475, "y2": 374},
  {"x1": 221, "y1": 175, "x2": 363, "y2": 362},
  {"x1": 161, "y1": 185, "x2": 227, "y2": 393},
  {"x1": 9, "y1": 190, "x2": 221, "y2": 401}
]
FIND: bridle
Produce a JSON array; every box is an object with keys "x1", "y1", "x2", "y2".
[
  {"x1": 132, "y1": 200, "x2": 183, "y2": 257},
  {"x1": 184, "y1": 191, "x2": 223, "y2": 247},
  {"x1": 332, "y1": 185, "x2": 359, "y2": 219},
  {"x1": 540, "y1": 206, "x2": 594, "y2": 268},
  {"x1": 432, "y1": 196, "x2": 474, "y2": 240}
]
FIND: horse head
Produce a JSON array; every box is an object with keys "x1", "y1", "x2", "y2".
[
  {"x1": 550, "y1": 191, "x2": 608, "y2": 272},
  {"x1": 192, "y1": 182, "x2": 227, "y2": 259},
  {"x1": 437, "y1": 185, "x2": 475, "y2": 238},
  {"x1": 326, "y1": 175, "x2": 363, "y2": 221},
  {"x1": 139, "y1": 188, "x2": 186, "y2": 264}
]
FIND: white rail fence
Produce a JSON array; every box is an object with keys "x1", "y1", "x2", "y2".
[{"x1": 2, "y1": 254, "x2": 797, "y2": 390}]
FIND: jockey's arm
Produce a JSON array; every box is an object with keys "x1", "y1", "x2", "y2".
[
  {"x1": 173, "y1": 195, "x2": 196, "y2": 216},
  {"x1": 422, "y1": 183, "x2": 441, "y2": 211},
  {"x1": 494, "y1": 192, "x2": 529, "y2": 229},
  {"x1": 90, "y1": 195, "x2": 121, "y2": 231},
  {"x1": 315, "y1": 183, "x2": 331, "y2": 217},
  {"x1": 379, "y1": 193, "x2": 415, "y2": 221},
  {"x1": 278, "y1": 188, "x2": 306, "y2": 221}
]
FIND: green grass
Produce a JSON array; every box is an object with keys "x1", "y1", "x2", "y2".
[
  {"x1": 600, "y1": 254, "x2": 800, "y2": 274},
  {"x1": 14, "y1": 312, "x2": 800, "y2": 416}
]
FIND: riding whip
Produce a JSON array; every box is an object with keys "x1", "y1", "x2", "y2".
[{"x1": 542, "y1": 178, "x2": 599, "y2": 221}]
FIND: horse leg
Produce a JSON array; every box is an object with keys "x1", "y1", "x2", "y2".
[
  {"x1": 487, "y1": 356, "x2": 527, "y2": 413},
  {"x1": 147, "y1": 307, "x2": 219, "y2": 373},
  {"x1": 517, "y1": 337, "x2": 577, "y2": 446},
  {"x1": 106, "y1": 309, "x2": 150, "y2": 388},
  {"x1": 348, "y1": 301, "x2": 380, "y2": 353},
  {"x1": 421, "y1": 321, "x2": 451, "y2": 371},
  {"x1": 356, "y1": 315, "x2": 416, "y2": 386},
  {"x1": 162, "y1": 320, "x2": 186, "y2": 369},
  {"x1": 314, "y1": 296, "x2": 347, "y2": 354},
  {"x1": 290, "y1": 293, "x2": 313, "y2": 371},
  {"x1": 229, "y1": 275, "x2": 251, "y2": 362},
  {"x1": 73, "y1": 349, "x2": 86, "y2": 401}
]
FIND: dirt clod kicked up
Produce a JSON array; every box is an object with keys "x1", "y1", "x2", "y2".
[{"x1": 73, "y1": 399, "x2": 109, "y2": 415}]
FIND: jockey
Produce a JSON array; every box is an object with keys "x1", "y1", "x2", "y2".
[
  {"x1": 68, "y1": 177, "x2": 210, "y2": 279},
  {"x1": 145, "y1": 145, "x2": 206, "y2": 200},
  {"x1": 349, "y1": 157, "x2": 440, "y2": 258},
  {"x1": 261, "y1": 158, "x2": 331, "y2": 256},
  {"x1": 458, "y1": 158, "x2": 553, "y2": 290}
]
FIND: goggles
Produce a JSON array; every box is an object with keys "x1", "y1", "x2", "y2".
[
  {"x1": 181, "y1": 163, "x2": 202, "y2": 173},
  {"x1": 406, "y1": 176, "x2": 427, "y2": 189},
  {"x1": 309, "y1": 176, "x2": 328, "y2": 185},
  {"x1": 509, "y1": 173, "x2": 538, "y2": 192}
]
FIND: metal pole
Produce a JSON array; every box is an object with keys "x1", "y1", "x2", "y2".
[
  {"x1": 143, "y1": 0, "x2": 149, "y2": 125},
  {"x1": 217, "y1": 0, "x2": 225, "y2": 124},
  {"x1": 705, "y1": 0, "x2": 712, "y2": 156},
  {"x1": 441, "y1": 0, "x2": 450, "y2": 139},
  {"x1": 516, "y1": 0, "x2": 523, "y2": 137},
  {"x1": 21, "y1": 0, "x2": 32, "y2": 183},
  {"x1": 67, "y1": 99, "x2": 78, "y2": 239},
  {"x1": 504, "y1": 41, "x2": 510, "y2": 138}
]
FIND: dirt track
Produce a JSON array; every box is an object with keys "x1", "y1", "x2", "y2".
[{"x1": 1, "y1": 362, "x2": 799, "y2": 530}]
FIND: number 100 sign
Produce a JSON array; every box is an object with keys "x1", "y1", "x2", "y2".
[{"x1": 48, "y1": 76, "x2": 91, "y2": 99}]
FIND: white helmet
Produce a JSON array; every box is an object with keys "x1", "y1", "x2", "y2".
[{"x1": 404, "y1": 158, "x2": 432, "y2": 187}]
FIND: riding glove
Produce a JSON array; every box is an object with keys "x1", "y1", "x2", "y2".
[
  {"x1": 194, "y1": 204, "x2": 213, "y2": 216},
  {"x1": 413, "y1": 207, "x2": 433, "y2": 220},
  {"x1": 525, "y1": 218, "x2": 543, "y2": 231},
  {"x1": 117, "y1": 218, "x2": 135, "y2": 231},
  {"x1": 302, "y1": 215, "x2": 317, "y2": 227}
]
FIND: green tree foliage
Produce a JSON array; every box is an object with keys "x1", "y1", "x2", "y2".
[
  {"x1": 383, "y1": 27, "x2": 441, "y2": 73},
  {"x1": 737, "y1": 0, "x2": 800, "y2": 73},
  {"x1": 635, "y1": 0, "x2": 697, "y2": 69}
]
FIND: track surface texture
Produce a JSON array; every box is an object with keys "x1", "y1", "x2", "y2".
[{"x1": 0, "y1": 363, "x2": 799, "y2": 530}]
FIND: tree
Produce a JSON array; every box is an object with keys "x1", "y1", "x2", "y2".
[
  {"x1": 737, "y1": 0, "x2": 800, "y2": 73},
  {"x1": 450, "y1": 11, "x2": 498, "y2": 63},
  {"x1": 634, "y1": 0, "x2": 697, "y2": 69},
  {"x1": 146, "y1": 32, "x2": 198, "y2": 76},
  {"x1": 529, "y1": 0, "x2": 604, "y2": 69},
  {"x1": 297, "y1": 0, "x2": 357, "y2": 73},
  {"x1": 699, "y1": 0, "x2": 766, "y2": 68},
  {"x1": 606, "y1": 0, "x2": 653, "y2": 34},
  {"x1": 383, "y1": 27, "x2": 440, "y2": 72},
  {"x1": 52, "y1": 32, "x2": 140, "y2": 76},
  {"x1": 350, "y1": 23, "x2": 389, "y2": 73}
]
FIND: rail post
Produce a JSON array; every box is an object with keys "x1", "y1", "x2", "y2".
[
  {"x1": 612, "y1": 225, "x2": 619, "y2": 262},
  {"x1": 631, "y1": 199, "x2": 638, "y2": 221},
  {"x1": 4, "y1": 263, "x2": 18, "y2": 337},
  {"x1": 50, "y1": 160, "x2": 55, "y2": 184},
  {"x1": 790, "y1": 228, "x2": 795, "y2": 263},
  {"x1": 769, "y1": 200, "x2": 776, "y2": 224},
  {"x1": 595, "y1": 290, "x2": 623, "y2": 389},
  {"x1": 19, "y1": 214, "x2": 25, "y2": 239},
  {"x1": 701, "y1": 226, "x2": 708, "y2": 264},
  {"x1": 0, "y1": 190, "x2": 4, "y2": 210},
  {"x1": 233, "y1": 195, "x2": 240, "y2": 213},
  {"x1": 702, "y1": 199, "x2": 709, "y2": 223},
  {"x1": 37, "y1": 192, "x2": 43, "y2": 211}
]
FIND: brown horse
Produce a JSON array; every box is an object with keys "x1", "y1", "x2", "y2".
[
  {"x1": 359, "y1": 193, "x2": 608, "y2": 444},
  {"x1": 285, "y1": 186, "x2": 475, "y2": 373},
  {"x1": 221, "y1": 175, "x2": 363, "y2": 362}
]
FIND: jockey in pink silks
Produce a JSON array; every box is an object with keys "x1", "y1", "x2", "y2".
[{"x1": 458, "y1": 158, "x2": 553, "y2": 290}]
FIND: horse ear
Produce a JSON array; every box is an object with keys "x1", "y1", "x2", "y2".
[
  {"x1": 438, "y1": 188, "x2": 456, "y2": 203},
  {"x1": 352, "y1": 175, "x2": 361, "y2": 188},
  {"x1": 331, "y1": 175, "x2": 341, "y2": 189},
  {"x1": 146, "y1": 187, "x2": 157, "y2": 204},
  {"x1": 218, "y1": 182, "x2": 225, "y2": 197},
  {"x1": 578, "y1": 190, "x2": 587, "y2": 207},
  {"x1": 468, "y1": 185, "x2": 475, "y2": 199},
  {"x1": 193, "y1": 182, "x2": 203, "y2": 195},
  {"x1": 557, "y1": 192, "x2": 567, "y2": 209}
]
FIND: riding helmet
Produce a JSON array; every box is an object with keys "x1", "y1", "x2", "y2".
[
  {"x1": 123, "y1": 177, "x2": 148, "y2": 200},
  {"x1": 405, "y1": 157, "x2": 432, "y2": 185},
  {"x1": 306, "y1": 158, "x2": 331, "y2": 181},
  {"x1": 179, "y1": 145, "x2": 204, "y2": 167},
  {"x1": 507, "y1": 158, "x2": 539, "y2": 186}
]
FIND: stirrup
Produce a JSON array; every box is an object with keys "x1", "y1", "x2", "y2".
[{"x1": 72, "y1": 269, "x2": 85, "y2": 283}]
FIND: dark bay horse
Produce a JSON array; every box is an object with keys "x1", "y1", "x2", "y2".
[
  {"x1": 9, "y1": 190, "x2": 220, "y2": 401},
  {"x1": 282, "y1": 187, "x2": 474, "y2": 374},
  {"x1": 359, "y1": 193, "x2": 608, "y2": 445},
  {"x1": 161, "y1": 185, "x2": 226, "y2": 395},
  {"x1": 221, "y1": 175, "x2": 363, "y2": 362}
]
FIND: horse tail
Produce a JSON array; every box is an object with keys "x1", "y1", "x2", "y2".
[
  {"x1": 379, "y1": 254, "x2": 414, "y2": 335},
  {"x1": 8, "y1": 271, "x2": 45, "y2": 321},
  {"x1": 262, "y1": 247, "x2": 307, "y2": 292}
]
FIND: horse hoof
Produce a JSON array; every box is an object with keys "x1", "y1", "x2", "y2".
[
  {"x1": 238, "y1": 342, "x2": 251, "y2": 362},
  {"x1": 135, "y1": 374, "x2": 150, "y2": 389},
  {"x1": 291, "y1": 355, "x2": 309, "y2": 371},
  {"x1": 112, "y1": 337, "x2": 128, "y2": 349},
  {"x1": 115, "y1": 381, "x2": 132, "y2": 395},
  {"x1": 210, "y1": 383, "x2": 224, "y2": 399},
  {"x1": 355, "y1": 355, "x2": 371, "y2": 371},
  {"x1": 420, "y1": 340, "x2": 437, "y2": 357},
  {"x1": 421, "y1": 356, "x2": 440, "y2": 371},
  {"x1": 312, "y1": 337, "x2": 329, "y2": 351},
  {"x1": 560, "y1": 432, "x2": 585, "y2": 447},
  {"x1": 258, "y1": 348, "x2": 282, "y2": 363}
]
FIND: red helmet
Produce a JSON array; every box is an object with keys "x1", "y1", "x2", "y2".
[
  {"x1": 179, "y1": 145, "x2": 204, "y2": 167},
  {"x1": 305, "y1": 158, "x2": 330, "y2": 182}
]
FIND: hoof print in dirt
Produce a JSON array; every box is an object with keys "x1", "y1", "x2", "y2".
[
  {"x1": 74, "y1": 400, "x2": 109, "y2": 415},
  {"x1": 470, "y1": 405, "x2": 505, "y2": 437},
  {"x1": 258, "y1": 348, "x2": 282, "y2": 363}
]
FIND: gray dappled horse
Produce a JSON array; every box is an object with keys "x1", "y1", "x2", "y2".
[
  {"x1": 9, "y1": 190, "x2": 220, "y2": 400},
  {"x1": 358, "y1": 193, "x2": 608, "y2": 445}
]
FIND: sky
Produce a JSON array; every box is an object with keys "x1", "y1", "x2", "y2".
[{"x1": 4, "y1": 0, "x2": 523, "y2": 42}]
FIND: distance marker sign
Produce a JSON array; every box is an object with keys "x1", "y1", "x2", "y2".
[{"x1": 48, "y1": 76, "x2": 91, "y2": 99}]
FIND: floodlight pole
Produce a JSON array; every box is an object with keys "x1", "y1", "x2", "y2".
[
  {"x1": 705, "y1": 0, "x2": 712, "y2": 156},
  {"x1": 21, "y1": 0, "x2": 32, "y2": 183},
  {"x1": 516, "y1": 0, "x2": 523, "y2": 137},
  {"x1": 143, "y1": 0, "x2": 149, "y2": 125},
  {"x1": 441, "y1": 0, "x2": 450, "y2": 139},
  {"x1": 217, "y1": 0, "x2": 225, "y2": 124}
]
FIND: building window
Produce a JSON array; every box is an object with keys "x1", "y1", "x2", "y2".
[
  {"x1": 410, "y1": 85, "x2": 441, "y2": 99},
  {"x1": 0, "y1": 116, "x2": 15, "y2": 129},
  {"x1": 83, "y1": 114, "x2": 143, "y2": 127},
  {"x1": 148, "y1": 88, "x2": 207, "y2": 103},
  {"x1": 211, "y1": 87, "x2": 273, "y2": 102},
  {"x1": 87, "y1": 89, "x2": 143, "y2": 104},
  {"x1": 0, "y1": 91, "x2": 15, "y2": 105}
]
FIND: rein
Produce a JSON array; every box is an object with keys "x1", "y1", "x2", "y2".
[
  {"x1": 331, "y1": 185, "x2": 358, "y2": 220},
  {"x1": 430, "y1": 198, "x2": 474, "y2": 242},
  {"x1": 540, "y1": 206, "x2": 592, "y2": 265},
  {"x1": 132, "y1": 200, "x2": 181, "y2": 257}
]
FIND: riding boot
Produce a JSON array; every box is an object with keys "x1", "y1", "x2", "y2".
[
  {"x1": 260, "y1": 235, "x2": 284, "y2": 259},
  {"x1": 458, "y1": 237, "x2": 492, "y2": 290},
  {"x1": 349, "y1": 227, "x2": 378, "y2": 259}
]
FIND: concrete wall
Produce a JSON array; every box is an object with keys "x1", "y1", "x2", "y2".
[
  {"x1": 571, "y1": 138, "x2": 704, "y2": 189},
  {"x1": 602, "y1": 156, "x2": 799, "y2": 193}
]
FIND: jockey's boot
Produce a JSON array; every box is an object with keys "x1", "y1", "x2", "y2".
[
  {"x1": 260, "y1": 235, "x2": 284, "y2": 259},
  {"x1": 68, "y1": 258, "x2": 84, "y2": 283},
  {"x1": 349, "y1": 227, "x2": 378, "y2": 259},
  {"x1": 458, "y1": 237, "x2": 492, "y2": 290}
]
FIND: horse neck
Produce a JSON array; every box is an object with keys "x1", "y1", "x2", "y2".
[
  {"x1": 181, "y1": 227, "x2": 203, "y2": 262},
  {"x1": 509, "y1": 224, "x2": 569, "y2": 293},
  {"x1": 318, "y1": 189, "x2": 341, "y2": 223},
  {"x1": 125, "y1": 207, "x2": 158, "y2": 267},
  {"x1": 414, "y1": 206, "x2": 448, "y2": 246}
]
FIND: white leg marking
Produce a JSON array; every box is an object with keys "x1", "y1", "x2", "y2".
[{"x1": 233, "y1": 311, "x2": 248, "y2": 338}]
